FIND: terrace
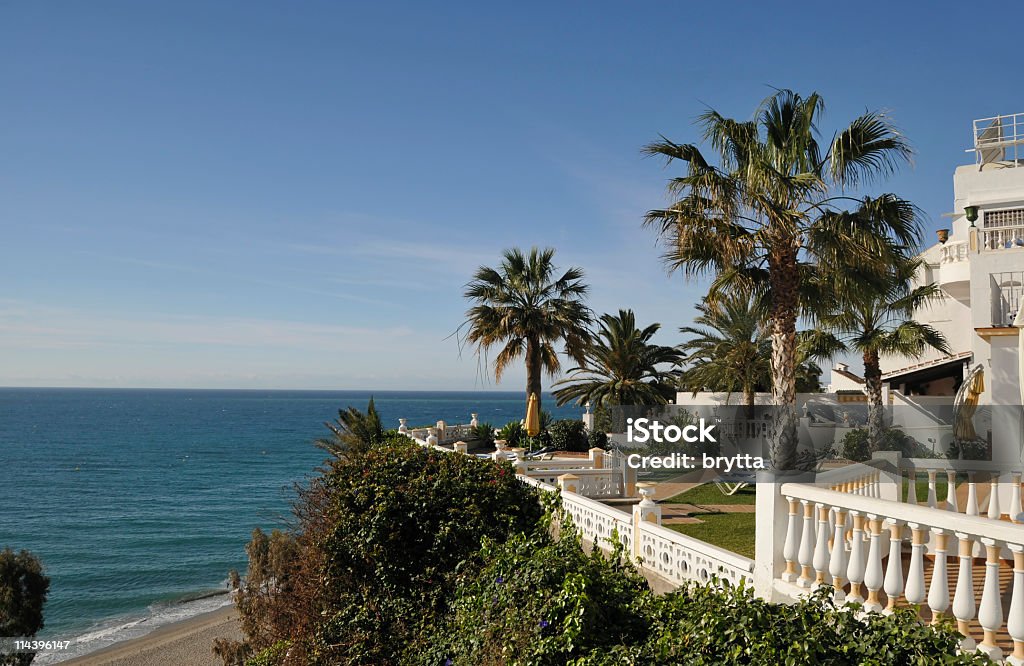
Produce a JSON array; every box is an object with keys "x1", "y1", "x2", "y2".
[{"x1": 403, "y1": 415, "x2": 1024, "y2": 663}]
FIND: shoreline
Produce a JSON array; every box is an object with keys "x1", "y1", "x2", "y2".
[{"x1": 60, "y1": 606, "x2": 242, "y2": 666}]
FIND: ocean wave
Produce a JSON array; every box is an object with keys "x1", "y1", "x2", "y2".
[{"x1": 34, "y1": 588, "x2": 233, "y2": 664}]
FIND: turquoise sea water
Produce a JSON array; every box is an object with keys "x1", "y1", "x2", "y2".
[{"x1": 0, "y1": 388, "x2": 581, "y2": 662}]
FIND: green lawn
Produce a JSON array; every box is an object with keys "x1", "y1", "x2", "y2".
[
  {"x1": 663, "y1": 483, "x2": 756, "y2": 506},
  {"x1": 668, "y1": 513, "x2": 756, "y2": 559},
  {"x1": 905, "y1": 472, "x2": 956, "y2": 504}
]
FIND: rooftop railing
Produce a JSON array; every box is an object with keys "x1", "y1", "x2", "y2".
[{"x1": 973, "y1": 113, "x2": 1024, "y2": 166}]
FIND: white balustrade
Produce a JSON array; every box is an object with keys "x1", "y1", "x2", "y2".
[{"x1": 779, "y1": 482, "x2": 1024, "y2": 660}]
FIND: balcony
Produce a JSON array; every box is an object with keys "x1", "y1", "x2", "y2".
[{"x1": 991, "y1": 271, "x2": 1024, "y2": 326}]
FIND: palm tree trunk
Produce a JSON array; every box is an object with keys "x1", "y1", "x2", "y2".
[
  {"x1": 526, "y1": 337, "x2": 543, "y2": 414},
  {"x1": 744, "y1": 385, "x2": 755, "y2": 420},
  {"x1": 863, "y1": 350, "x2": 884, "y2": 449},
  {"x1": 769, "y1": 242, "x2": 800, "y2": 471}
]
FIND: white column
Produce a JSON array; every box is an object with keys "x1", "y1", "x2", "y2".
[
  {"x1": 798, "y1": 500, "x2": 815, "y2": 588},
  {"x1": 904, "y1": 523, "x2": 927, "y2": 607},
  {"x1": 967, "y1": 473, "x2": 979, "y2": 516},
  {"x1": 782, "y1": 496, "x2": 800, "y2": 584},
  {"x1": 988, "y1": 476, "x2": 1002, "y2": 520},
  {"x1": 883, "y1": 519, "x2": 904, "y2": 613},
  {"x1": 978, "y1": 538, "x2": 1005, "y2": 661},
  {"x1": 946, "y1": 470, "x2": 959, "y2": 512},
  {"x1": 952, "y1": 532, "x2": 977, "y2": 652},
  {"x1": 1007, "y1": 544, "x2": 1024, "y2": 666},
  {"x1": 926, "y1": 470, "x2": 938, "y2": 509},
  {"x1": 905, "y1": 470, "x2": 917, "y2": 504},
  {"x1": 863, "y1": 516, "x2": 885, "y2": 612},
  {"x1": 812, "y1": 504, "x2": 831, "y2": 588},
  {"x1": 846, "y1": 511, "x2": 866, "y2": 604},
  {"x1": 926, "y1": 529, "x2": 950, "y2": 624},
  {"x1": 829, "y1": 510, "x2": 848, "y2": 603}
]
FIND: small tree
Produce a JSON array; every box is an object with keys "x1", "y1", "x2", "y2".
[{"x1": 0, "y1": 548, "x2": 50, "y2": 666}]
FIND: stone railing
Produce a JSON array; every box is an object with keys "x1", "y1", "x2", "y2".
[
  {"x1": 778, "y1": 481, "x2": 1024, "y2": 662},
  {"x1": 529, "y1": 476, "x2": 754, "y2": 589},
  {"x1": 896, "y1": 457, "x2": 1023, "y2": 521},
  {"x1": 940, "y1": 239, "x2": 970, "y2": 263}
]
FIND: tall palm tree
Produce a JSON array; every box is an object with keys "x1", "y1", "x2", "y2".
[
  {"x1": 315, "y1": 398, "x2": 384, "y2": 457},
  {"x1": 461, "y1": 247, "x2": 593, "y2": 414},
  {"x1": 679, "y1": 294, "x2": 831, "y2": 417},
  {"x1": 552, "y1": 309, "x2": 681, "y2": 407},
  {"x1": 644, "y1": 89, "x2": 916, "y2": 468},
  {"x1": 818, "y1": 254, "x2": 950, "y2": 445}
]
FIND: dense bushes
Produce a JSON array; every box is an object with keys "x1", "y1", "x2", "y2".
[
  {"x1": 0, "y1": 548, "x2": 50, "y2": 666},
  {"x1": 840, "y1": 427, "x2": 938, "y2": 462},
  {"x1": 421, "y1": 522, "x2": 989, "y2": 666},
  {"x1": 546, "y1": 419, "x2": 590, "y2": 452},
  {"x1": 224, "y1": 411, "x2": 988, "y2": 665},
  {"x1": 221, "y1": 432, "x2": 541, "y2": 664}
]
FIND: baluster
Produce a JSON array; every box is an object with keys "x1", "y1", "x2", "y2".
[
  {"x1": 883, "y1": 519, "x2": 904, "y2": 613},
  {"x1": 988, "y1": 475, "x2": 1002, "y2": 520},
  {"x1": 978, "y1": 538, "x2": 1005, "y2": 661},
  {"x1": 953, "y1": 532, "x2": 977, "y2": 651},
  {"x1": 798, "y1": 500, "x2": 815, "y2": 587},
  {"x1": 967, "y1": 472, "x2": 979, "y2": 516},
  {"x1": 946, "y1": 470, "x2": 959, "y2": 512},
  {"x1": 905, "y1": 470, "x2": 917, "y2": 504},
  {"x1": 782, "y1": 497, "x2": 800, "y2": 583},
  {"x1": 1008, "y1": 544, "x2": 1024, "y2": 666},
  {"x1": 927, "y1": 529, "x2": 950, "y2": 623},
  {"x1": 926, "y1": 470, "x2": 938, "y2": 508},
  {"x1": 846, "y1": 511, "x2": 867, "y2": 603},
  {"x1": 1013, "y1": 473, "x2": 1023, "y2": 524},
  {"x1": 830, "y1": 510, "x2": 848, "y2": 603},
  {"x1": 905, "y1": 523, "x2": 927, "y2": 608},
  {"x1": 827, "y1": 507, "x2": 836, "y2": 548},
  {"x1": 869, "y1": 472, "x2": 879, "y2": 498},
  {"x1": 863, "y1": 516, "x2": 885, "y2": 612},
  {"x1": 813, "y1": 504, "x2": 831, "y2": 588}
]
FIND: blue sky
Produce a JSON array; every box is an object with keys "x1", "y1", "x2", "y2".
[{"x1": 2, "y1": 1, "x2": 1022, "y2": 389}]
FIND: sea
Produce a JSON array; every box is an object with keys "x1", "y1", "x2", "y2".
[{"x1": 0, "y1": 388, "x2": 581, "y2": 663}]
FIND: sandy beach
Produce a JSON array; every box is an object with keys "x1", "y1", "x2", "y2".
[{"x1": 62, "y1": 606, "x2": 243, "y2": 666}]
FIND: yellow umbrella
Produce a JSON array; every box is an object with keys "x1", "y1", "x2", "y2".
[{"x1": 525, "y1": 392, "x2": 541, "y2": 437}]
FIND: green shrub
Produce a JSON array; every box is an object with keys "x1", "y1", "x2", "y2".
[
  {"x1": 547, "y1": 419, "x2": 590, "y2": 452},
  {"x1": 418, "y1": 519, "x2": 650, "y2": 666},
  {"x1": 226, "y1": 432, "x2": 543, "y2": 665},
  {"x1": 587, "y1": 429, "x2": 609, "y2": 449},
  {"x1": 497, "y1": 420, "x2": 525, "y2": 447},
  {"x1": 470, "y1": 422, "x2": 495, "y2": 446},
  {"x1": 947, "y1": 439, "x2": 989, "y2": 461},
  {"x1": 420, "y1": 503, "x2": 987, "y2": 666},
  {"x1": 842, "y1": 428, "x2": 936, "y2": 462},
  {"x1": 0, "y1": 548, "x2": 50, "y2": 666},
  {"x1": 840, "y1": 428, "x2": 871, "y2": 461}
]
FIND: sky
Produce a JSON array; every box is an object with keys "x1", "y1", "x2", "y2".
[{"x1": 2, "y1": 1, "x2": 1023, "y2": 390}]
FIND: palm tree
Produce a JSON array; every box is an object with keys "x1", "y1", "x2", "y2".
[
  {"x1": 678, "y1": 294, "x2": 831, "y2": 417},
  {"x1": 315, "y1": 398, "x2": 384, "y2": 457},
  {"x1": 644, "y1": 89, "x2": 917, "y2": 468},
  {"x1": 818, "y1": 254, "x2": 950, "y2": 445},
  {"x1": 552, "y1": 309, "x2": 681, "y2": 407},
  {"x1": 461, "y1": 247, "x2": 593, "y2": 414}
]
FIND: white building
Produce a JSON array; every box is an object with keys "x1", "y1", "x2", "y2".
[{"x1": 877, "y1": 112, "x2": 1024, "y2": 463}]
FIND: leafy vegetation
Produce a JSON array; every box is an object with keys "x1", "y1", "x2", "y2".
[
  {"x1": 0, "y1": 548, "x2": 50, "y2": 666},
  {"x1": 222, "y1": 404, "x2": 990, "y2": 666},
  {"x1": 552, "y1": 309, "x2": 680, "y2": 408},
  {"x1": 460, "y1": 247, "x2": 593, "y2": 414},
  {"x1": 645, "y1": 89, "x2": 919, "y2": 468},
  {"x1": 840, "y1": 427, "x2": 938, "y2": 462},
  {"x1": 818, "y1": 251, "x2": 949, "y2": 443},
  {"x1": 315, "y1": 398, "x2": 384, "y2": 458},
  {"x1": 545, "y1": 419, "x2": 590, "y2": 452}
]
